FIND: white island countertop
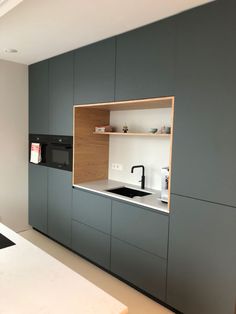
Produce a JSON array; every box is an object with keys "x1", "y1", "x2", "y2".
[{"x1": 0, "y1": 223, "x2": 128, "y2": 314}]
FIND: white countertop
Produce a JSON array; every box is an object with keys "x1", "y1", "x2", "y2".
[
  {"x1": 73, "y1": 179, "x2": 169, "y2": 214},
  {"x1": 0, "y1": 223, "x2": 128, "y2": 314}
]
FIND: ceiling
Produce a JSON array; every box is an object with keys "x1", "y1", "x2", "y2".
[{"x1": 0, "y1": 0, "x2": 214, "y2": 65}]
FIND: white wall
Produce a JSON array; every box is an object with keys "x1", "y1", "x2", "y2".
[
  {"x1": 0, "y1": 59, "x2": 28, "y2": 232},
  {"x1": 108, "y1": 108, "x2": 171, "y2": 190}
]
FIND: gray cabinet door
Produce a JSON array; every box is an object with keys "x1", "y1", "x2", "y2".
[
  {"x1": 167, "y1": 194, "x2": 236, "y2": 314},
  {"x1": 74, "y1": 38, "x2": 115, "y2": 105},
  {"x1": 29, "y1": 60, "x2": 49, "y2": 134},
  {"x1": 112, "y1": 200, "x2": 168, "y2": 258},
  {"x1": 72, "y1": 220, "x2": 110, "y2": 270},
  {"x1": 28, "y1": 164, "x2": 48, "y2": 233},
  {"x1": 48, "y1": 168, "x2": 72, "y2": 247},
  {"x1": 115, "y1": 18, "x2": 175, "y2": 101},
  {"x1": 72, "y1": 189, "x2": 111, "y2": 234},
  {"x1": 171, "y1": 0, "x2": 236, "y2": 207},
  {"x1": 111, "y1": 238, "x2": 167, "y2": 301},
  {"x1": 49, "y1": 52, "x2": 74, "y2": 135}
]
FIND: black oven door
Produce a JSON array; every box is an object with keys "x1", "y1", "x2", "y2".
[{"x1": 47, "y1": 143, "x2": 72, "y2": 171}]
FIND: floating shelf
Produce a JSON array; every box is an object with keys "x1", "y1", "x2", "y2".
[{"x1": 93, "y1": 132, "x2": 171, "y2": 137}]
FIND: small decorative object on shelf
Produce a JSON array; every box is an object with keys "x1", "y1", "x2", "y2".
[
  {"x1": 95, "y1": 125, "x2": 113, "y2": 132},
  {"x1": 122, "y1": 124, "x2": 128, "y2": 133},
  {"x1": 159, "y1": 126, "x2": 171, "y2": 134},
  {"x1": 150, "y1": 128, "x2": 158, "y2": 134}
]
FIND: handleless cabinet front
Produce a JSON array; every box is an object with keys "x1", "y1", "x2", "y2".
[
  {"x1": 49, "y1": 52, "x2": 74, "y2": 135},
  {"x1": 48, "y1": 168, "x2": 72, "y2": 247},
  {"x1": 28, "y1": 164, "x2": 48, "y2": 234},
  {"x1": 72, "y1": 189, "x2": 112, "y2": 269}
]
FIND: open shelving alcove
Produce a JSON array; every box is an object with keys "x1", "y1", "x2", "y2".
[{"x1": 73, "y1": 96, "x2": 175, "y2": 206}]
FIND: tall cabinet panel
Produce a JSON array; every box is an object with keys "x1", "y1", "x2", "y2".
[
  {"x1": 74, "y1": 38, "x2": 116, "y2": 104},
  {"x1": 115, "y1": 18, "x2": 175, "y2": 101},
  {"x1": 49, "y1": 52, "x2": 74, "y2": 135},
  {"x1": 29, "y1": 60, "x2": 49, "y2": 134},
  {"x1": 48, "y1": 168, "x2": 72, "y2": 247},
  {"x1": 167, "y1": 194, "x2": 236, "y2": 314},
  {"x1": 28, "y1": 164, "x2": 48, "y2": 234},
  {"x1": 171, "y1": 0, "x2": 236, "y2": 207}
]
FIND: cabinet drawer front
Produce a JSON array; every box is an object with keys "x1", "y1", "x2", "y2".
[
  {"x1": 72, "y1": 189, "x2": 111, "y2": 234},
  {"x1": 72, "y1": 220, "x2": 110, "y2": 270},
  {"x1": 112, "y1": 200, "x2": 168, "y2": 258},
  {"x1": 111, "y1": 238, "x2": 167, "y2": 301}
]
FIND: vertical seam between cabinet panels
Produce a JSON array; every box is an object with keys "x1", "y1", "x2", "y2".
[
  {"x1": 109, "y1": 200, "x2": 113, "y2": 270},
  {"x1": 165, "y1": 214, "x2": 171, "y2": 301},
  {"x1": 114, "y1": 37, "x2": 117, "y2": 101}
]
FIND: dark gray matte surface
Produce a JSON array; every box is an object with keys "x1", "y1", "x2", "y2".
[
  {"x1": 74, "y1": 38, "x2": 115, "y2": 104},
  {"x1": 49, "y1": 51, "x2": 74, "y2": 135},
  {"x1": 171, "y1": 0, "x2": 236, "y2": 207},
  {"x1": 72, "y1": 220, "x2": 110, "y2": 270},
  {"x1": 47, "y1": 168, "x2": 72, "y2": 247},
  {"x1": 111, "y1": 237, "x2": 167, "y2": 301},
  {"x1": 167, "y1": 194, "x2": 236, "y2": 314},
  {"x1": 112, "y1": 200, "x2": 168, "y2": 258},
  {"x1": 29, "y1": 60, "x2": 49, "y2": 134},
  {"x1": 28, "y1": 164, "x2": 48, "y2": 234},
  {"x1": 72, "y1": 189, "x2": 111, "y2": 234},
  {"x1": 115, "y1": 17, "x2": 175, "y2": 101}
]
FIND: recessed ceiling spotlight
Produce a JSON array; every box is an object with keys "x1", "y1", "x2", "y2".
[{"x1": 4, "y1": 48, "x2": 18, "y2": 53}]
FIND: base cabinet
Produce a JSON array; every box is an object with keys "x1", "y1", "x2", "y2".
[
  {"x1": 72, "y1": 220, "x2": 110, "y2": 269},
  {"x1": 28, "y1": 164, "x2": 48, "y2": 234},
  {"x1": 111, "y1": 237, "x2": 167, "y2": 301},
  {"x1": 167, "y1": 194, "x2": 236, "y2": 314},
  {"x1": 47, "y1": 168, "x2": 72, "y2": 247}
]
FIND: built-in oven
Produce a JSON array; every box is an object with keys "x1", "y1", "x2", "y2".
[{"x1": 46, "y1": 135, "x2": 73, "y2": 172}]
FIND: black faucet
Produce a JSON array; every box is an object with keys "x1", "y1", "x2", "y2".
[{"x1": 131, "y1": 165, "x2": 145, "y2": 189}]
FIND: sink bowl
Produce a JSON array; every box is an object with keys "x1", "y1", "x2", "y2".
[{"x1": 106, "y1": 186, "x2": 151, "y2": 198}]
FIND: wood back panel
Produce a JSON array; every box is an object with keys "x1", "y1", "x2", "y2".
[{"x1": 73, "y1": 107, "x2": 110, "y2": 184}]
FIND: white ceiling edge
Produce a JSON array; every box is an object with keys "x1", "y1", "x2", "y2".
[
  {"x1": 0, "y1": 0, "x2": 23, "y2": 18},
  {"x1": 0, "y1": 0, "x2": 215, "y2": 65}
]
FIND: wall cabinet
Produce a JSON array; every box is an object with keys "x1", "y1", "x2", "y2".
[
  {"x1": 167, "y1": 194, "x2": 236, "y2": 314},
  {"x1": 74, "y1": 38, "x2": 116, "y2": 104},
  {"x1": 29, "y1": 60, "x2": 49, "y2": 134},
  {"x1": 28, "y1": 164, "x2": 48, "y2": 234},
  {"x1": 47, "y1": 168, "x2": 72, "y2": 247},
  {"x1": 115, "y1": 18, "x2": 175, "y2": 101},
  {"x1": 171, "y1": 0, "x2": 236, "y2": 207},
  {"x1": 49, "y1": 52, "x2": 74, "y2": 135}
]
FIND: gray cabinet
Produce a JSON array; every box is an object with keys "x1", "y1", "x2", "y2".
[
  {"x1": 72, "y1": 189, "x2": 111, "y2": 233},
  {"x1": 74, "y1": 38, "x2": 115, "y2": 104},
  {"x1": 111, "y1": 199, "x2": 168, "y2": 301},
  {"x1": 29, "y1": 60, "x2": 49, "y2": 134},
  {"x1": 49, "y1": 52, "x2": 74, "y2": 135},
  {"x1": 72, "y1": 188, "x2": 111, "y2": 268},
  {"x1": 111, "y1": 238, "x2": 167, "y2": 301},
  {"x1": 48, "y1": 168, "x2": 72, "y2": 247},
  {"x1": 115, "y1": 18, "x2": 175, "y2": 101},
  {"x1": 72, "y1": 220, "x2": 110, "y2": 269},
  {"x1": 167, "y1": 194, "x2": 236, "y2": 314},
  {"x1": 171, "y1": 0, "x2": 236, "y2": 207},
  {"x1": 28, "y1": 164, "x2": 48, "y2": 233},
  {"x1": 112, "y1": 200, "x2": 168, "y2": 258}
]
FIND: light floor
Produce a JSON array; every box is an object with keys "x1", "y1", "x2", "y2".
[{"x1": 20, "y1": 228, "x2": 174, "y2": 314}]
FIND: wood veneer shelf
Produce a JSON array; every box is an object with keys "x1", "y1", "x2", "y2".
[{"x1": 93, "y1": 132, "x2": 171, "y2": 137}]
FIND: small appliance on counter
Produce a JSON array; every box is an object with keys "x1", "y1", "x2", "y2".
[{"x1": 160, "y1": 167, "x2": 169, "y2": 203}]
